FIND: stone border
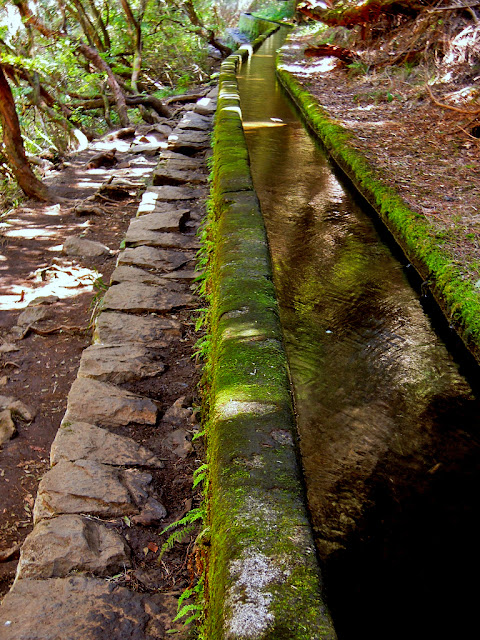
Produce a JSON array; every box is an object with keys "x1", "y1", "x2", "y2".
[
  {"x1": 277, "y1": 40, "x2": 480, "y2": 365},
  {"x1": 204, "y1": 30, "x2": 337, "y2": 640}
]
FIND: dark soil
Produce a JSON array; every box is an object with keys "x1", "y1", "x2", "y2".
[{"x1": 0, "y1": 113, "x2": 205, "y2": 612}]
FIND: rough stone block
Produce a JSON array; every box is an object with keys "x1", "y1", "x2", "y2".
[
  {"x1": 145, "y1": 185, "x2": 200, "y2": 200},
  {"x1": 125, "y1": 228, "x2": 199, "y2": 250},
  {"x1": 194, "y1": 96, "x2": 216, "y2": 115},
  {"x1": 167, "y1": 130, "x2": 210, "y2": 153},
  {"x1": 110, "y1": 265, "x2": 185, "y2": 288},
  {"x1": 158, "y1": 150, "x2": 204, "y2": 168},
  {"x1": 102, "y1": 282, "x2": 195, "y2": 314},
  {"x1": 133, "y1": 209, "x2": 190, "y2": 232},
  {"x1": 117, "y1": 246, "x2": 192, "y2": 271},
  {"x1": 65, "y1": 377, "x2": 157, "y2": 427},
  {"x1": 51, "y1": 421, "x2": 163, "y2": 468},
  {"x1": 78, "y1": 344, "x2": 166, "y2": 383},
  {"x1": 62, "y1": 236, "x2": 110, "y2": 257},
  {"x1": 177, "y1": 112, "x2": 212, "y2": 131},
  {"x1": 94, "y1": 312, "x2": 182, "y2": 346},
  {"x1": 0, "y1": 576, "x2": 181, "y2": 639},
  {"x1": 16, "y1": 515, "x2": 130, "y2": 579},
  {"x1": 33, "y1": 460, "x2": 148, "y2": 521},
  {"x1": 152, "y1": 166, "x2": 206, "y2": 186}
]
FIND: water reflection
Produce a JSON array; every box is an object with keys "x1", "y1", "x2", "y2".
[{"x1": 238, "y1": 29, "x2": 480, "y2": 640}]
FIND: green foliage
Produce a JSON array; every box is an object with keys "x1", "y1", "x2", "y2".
[
  {"x1": 347, "y1": 60, "x2": 370, "y2": 76},
  {"x1": 251, "y1": 1, "x2": 296, "y2": 22}
]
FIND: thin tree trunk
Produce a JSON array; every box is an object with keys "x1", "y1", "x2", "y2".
[
  {"x1": 0, "y1": 65, "x2": 49, "y2": 201},
  {"x1": 119, "y1": 0, "x2": 147, "y2": 93},
  {"x1": 85, "y1": 0, "x2": 111, "y2": 49}
]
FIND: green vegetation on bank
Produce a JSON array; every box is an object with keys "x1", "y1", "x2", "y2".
[{"x1": 277, "y1": 43, "x2": 480, "y2": 363}]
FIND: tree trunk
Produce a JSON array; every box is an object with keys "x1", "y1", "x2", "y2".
[
  {"x1": 76, "y1": 42, "x2": 130, "y2": 126},
  {"x1": 119, "y1": 0, "x2": 148, "y2": 93},
  {"x1": 0, "y1": 65, "x2": 49, "y2": 200}
]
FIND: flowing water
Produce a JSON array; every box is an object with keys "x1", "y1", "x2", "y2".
[{"x1": 237, "y1": 28, "x2": 480, "y2": 639}]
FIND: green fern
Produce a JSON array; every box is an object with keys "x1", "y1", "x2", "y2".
[
  {"x1": 192, "y1": 464, "x2": 208, "y2": 489},
  {"x1": 158, "y1": 507, "x2": 205, "y2": 561}
]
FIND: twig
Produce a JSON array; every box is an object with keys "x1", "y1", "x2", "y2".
[
  {"x1": 429, "y1": 3, "x2": 480, "y2": 10},
  {"x1": 458, "y1": 125, "x2": 480, "y2": 141},
  {"x1": 28, "y1": 325, "x2": 88, "y2": 336},
  {"x1": 425, "y1": 83, "x2": 480, "y2": 115}
]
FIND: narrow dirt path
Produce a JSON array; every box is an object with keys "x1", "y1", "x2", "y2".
[{"x1": 0, "y1": 90, "x2": 213, "y2": 637}]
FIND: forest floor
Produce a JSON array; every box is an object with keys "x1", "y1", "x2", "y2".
[
  {"x1": 0, "y1": 95, "x2": 208, "y2": 613},
  {"x1": 282, "y1": 29, "x2": 480, "y2": 287}
]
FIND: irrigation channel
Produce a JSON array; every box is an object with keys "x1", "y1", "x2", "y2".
[{"x1": 236, "y1": 27, "x2": 480, "y2": 640}]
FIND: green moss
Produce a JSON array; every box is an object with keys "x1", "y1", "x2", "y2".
[
  {"x1": 201, "y1": 26, "x2": 337, "y2": 640},
  {"x1": 277, "y1": 56, "x2": 480, "y2": 362}
]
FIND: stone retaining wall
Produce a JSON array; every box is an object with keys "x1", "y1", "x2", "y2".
[{"x1": 204, "y1": 31, "x2": 337, "y2": 640}]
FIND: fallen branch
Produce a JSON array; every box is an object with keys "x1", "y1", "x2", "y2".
[
  {"x1": 305, "y1": 43, "x2": 359, "y2": 63},
  {"x1": 426, "y1": 83, "x2": 480, "y2": 115},
  {"x1": 165, "y1": 90, "x2": 208, "y2": 105},
  {"x1": 29, "y1": 325, "x2": 88, "y2": 336}
]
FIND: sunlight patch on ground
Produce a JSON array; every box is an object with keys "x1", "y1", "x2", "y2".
[
  {"x1": 281, "y1": 57, "x2": 337, "y2": 76},
  {"x1": 0, "y1": 263, "x2": 100, "y2": 311},
  {"x1": 2, "y1": 228, "x2": 57, "y2": 239}
]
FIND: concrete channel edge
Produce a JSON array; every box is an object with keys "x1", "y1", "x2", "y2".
[
  {"x1": 277, "y1": 39, "x2": 480, "y2": 365},
  {"x1": 204, "y1": 24, "x2": 337, "y2": 640}
]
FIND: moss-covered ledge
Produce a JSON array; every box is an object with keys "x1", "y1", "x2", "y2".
[
  {"x1": 203, "y1": 31, "x2": 336, "y2": 640},
  {"x1": 277, "y1": 39, "x2": 480, "y2": 364}
]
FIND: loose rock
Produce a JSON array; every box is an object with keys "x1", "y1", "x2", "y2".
[
  {"x1": 162, "y1": 396, "x2": 194, "y2": 426},
  {"x1": 16, "y1": 515, "x2": 130, "y2": 579},
  {"x1": 163, "y1": 428, "x2": 193, "y2": 459},
  {"x1": 51, "y1": 421, "x2": 163, "y2": 468},
  {"x1": 63, "y1": 236, "x2": 111, "y2": 258},
  {"x1": 0, "y1": 395, "x2": 36, "y2": 421},
  {"x1": 0, "y1": 409, "x2": 16, "y2": 445},
  {"x1": 131, "y1": 498, "x2": 167, "y2": 526},
  {"x1": 64, "y1": 377, "x2": 157, "y2": 427}
]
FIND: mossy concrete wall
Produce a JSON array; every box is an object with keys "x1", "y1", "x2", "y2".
[
  {"x1": 238, "y1": 12, "x2": 282, "y2": 39},
  {"x1": 204, "y1": 33, "x2": 336, "y2": 640},
  {"x1": 277, "y1": 40, "x2": 480, "y2": 364}
]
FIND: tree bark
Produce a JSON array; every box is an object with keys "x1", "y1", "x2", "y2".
[{"x1": 0, "y1": 65, "x2": 49, "y2": 200}]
